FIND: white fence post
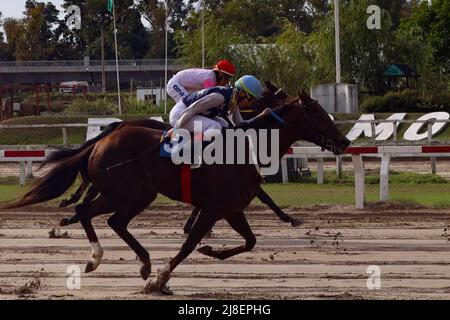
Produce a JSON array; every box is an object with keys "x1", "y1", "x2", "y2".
[
  {"x1": 380, "y1": 154, "x2": 390, "y2": 201},
  {"x1": 25, "y1": 146, "x2": 33, "y2": 178},
  {"x1": 352, "y1": 154, "x2": 365, "y2": 209},
  {"x1": 62, "y1": 127, "x2": 68, "y2": 145},
  {"x1": 281, "y1": 157, "x2": 288, "y2": 184},
  {"x1": 317, "y1": 157, "x2": 324, "y2": 185},
  {"x1": 336, "y1": 155, "x2": 343, "y2": 178},
  {"x1": 19, "y1": 161, "x2": 26, "y2": 186},
  {"x1": 431, "y1": 157, "x2": 437, "y2": 174}
]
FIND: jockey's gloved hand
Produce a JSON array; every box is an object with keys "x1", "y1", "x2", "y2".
[{"x1": 161, "y1": 129, "x2": 174, "y2": 141}]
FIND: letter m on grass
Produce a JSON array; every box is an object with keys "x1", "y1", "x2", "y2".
[{"x1": 107, "y1": 0, "x2": 114, "y2": 12}]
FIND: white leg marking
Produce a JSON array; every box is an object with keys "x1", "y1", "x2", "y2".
[{"x1": 90, "y1": 242, "x2": 103, "y2": 270}]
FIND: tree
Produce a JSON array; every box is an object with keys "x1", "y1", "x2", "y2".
[
  {"x1": 2, "y1": 1, "x2": 61, "y2": 60},
  {"x1": 309, "y1": 0, "x2": 398, "y2": 93},
  {"x1": 0, "y1": 11, "x2": 13, "y2": 60},
  {"x1": 59, "y1": 0, "x2": 149, "y2": 60},
  {"x1": 137, "y1": 0, "x2": 189, "y2": 59},
  {"x1": 400, "y1": 0, "x2": 450, "y2": 74},
  {"x1": 175, "y1": 11, "x2": 251, "y2": 68}
]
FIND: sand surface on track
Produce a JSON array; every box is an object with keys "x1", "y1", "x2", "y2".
[{"x1": 1, "y1": 203, "x2": 450, "y2": 300}]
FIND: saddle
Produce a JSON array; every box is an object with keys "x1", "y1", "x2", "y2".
[{"x1": 159, "y1": 130, "x2": 208, "y2": 169}]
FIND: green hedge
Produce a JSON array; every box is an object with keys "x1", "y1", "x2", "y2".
[{"x1": 361, "y1": 89, "x2": 450, "y2": 113}]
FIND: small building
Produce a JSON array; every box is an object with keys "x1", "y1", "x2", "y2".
[
  {"x1": 136, "y1": 88, "x2": 166, "y2": 106},
  {"x1": 310, "y1": 83, "x2": 359, "y2": 114},
  {"x1": 383, "y1": 63, "x2": 418, "y2": 90}
]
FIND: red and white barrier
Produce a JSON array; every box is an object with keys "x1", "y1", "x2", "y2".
[
  {"x1": 285, "y1": 145, "x2": 450, "y2": 209},
  {"x1": 0, "y1": 149, "x2": 51, "y2": 185},
  {"x1": 3, "y1": 145, "x2": 450, "y2": 208}
]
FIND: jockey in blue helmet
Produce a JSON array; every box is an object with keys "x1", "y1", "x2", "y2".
[{"x1": 169, "y1": 75, "x2": 264, "y2": 133}]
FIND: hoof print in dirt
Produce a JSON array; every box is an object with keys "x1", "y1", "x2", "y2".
[
  {"x1": 48, "y1": 228, "x2": 70, "y2": 239},
  {"x1": 142, "y1": 281, "x2": 173, "y2": 296}
]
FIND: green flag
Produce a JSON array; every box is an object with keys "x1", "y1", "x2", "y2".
[{"x1": 107, "y1": 0, "x2": 114, "y2": 12}]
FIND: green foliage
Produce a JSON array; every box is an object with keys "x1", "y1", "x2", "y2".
[
  {"x1": 296, "y1": 170, "x2": 448, "y2": 186},
  {"x1": 122, "y1": 96, "x2": 174, "y2": 115},
  {"x1": 361, "y1": 90, "x2": 420, "y2": 112},
  {"x1": 175, "y1": 12, "x2": 251, "y2": 68},
  {"x1": 361, "y1": 87, "x2": 450, "y2": 113},
  {"x1": 0, "y1": 0, "x2": 447, "y2": 104},
  {"x1": 310, "y1": 0, "x2": 397, "y2": 93},
  {"x1": 65, "y1": 97, "x2": 116, "y2": 115},
  {"x1": 400, "y1": 0, "x2": 450, "y2": 74}
]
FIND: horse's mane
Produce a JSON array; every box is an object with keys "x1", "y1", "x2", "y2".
[{"x1": 271, "y1": 97, "x2": 300, "y2": 118}]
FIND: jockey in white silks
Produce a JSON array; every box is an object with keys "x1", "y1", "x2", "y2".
[
  {"x1": 166, "y1": 60, "x2": 237, "y2": 103},
  {"x1": 169, "y1": 75, "x2": 264, "y2": 133}
]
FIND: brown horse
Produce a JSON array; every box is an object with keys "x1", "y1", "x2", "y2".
[
  {"x1": 4, "y1": 90, "x2": 350, "y2": 295},
  {"x1": 45, "y1": 82, "x2": 301, "y2": 232}
]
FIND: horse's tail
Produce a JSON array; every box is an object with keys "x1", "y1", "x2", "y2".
[
  {"x1": 39, "y1": 121, "x2": 122, "y2": 169},
  {"x1": 2, "y1": 144, "x2": 95, "y2": 210}
]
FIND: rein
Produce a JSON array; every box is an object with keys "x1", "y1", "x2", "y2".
[{"x1": 265, "y1": 98, "x2": 339, "y2": 153}]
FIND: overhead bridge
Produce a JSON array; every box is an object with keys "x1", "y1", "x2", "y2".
[{"x1": 0, "y1": 59, "x2": 184, "y2": 85}]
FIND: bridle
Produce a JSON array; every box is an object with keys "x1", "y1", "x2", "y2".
[
  {"x1": 299, "y1": 98, "x2": 340, "y2": 153},
  {"x1": 268, "y1": 97, "x2": 340, "y2": 153}
]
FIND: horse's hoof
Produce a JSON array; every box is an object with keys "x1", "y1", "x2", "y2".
[
  {"x1": 291, "y1": 218, "x2": 304, "y2": 227},
  {"x1": 197, "y1": 245, "x2": 213, "y2": 256},
  {"x1": 140, "y1": 263, "x2": 151, "y2": 280},
  {"x1": 60, "y1": 218, "x2": 69, "y2": 227},
  {"x1": 85, "y1": 261, "x2": 96, "y2": 273}
]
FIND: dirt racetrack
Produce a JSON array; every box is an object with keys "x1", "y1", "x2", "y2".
[{"x1": 1, "y1": 203, "x2": 450, "y2": 300}]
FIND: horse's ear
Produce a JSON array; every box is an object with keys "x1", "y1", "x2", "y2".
[
  {"x1": 298, "y1": 90, "x2": 305, "y2": 100},
  {"x1": 265, "y1": 80, "x2": 279, "y2": 93},
  {"x1": 299, "y1": 89, "x2": 311, "y2": 101}
]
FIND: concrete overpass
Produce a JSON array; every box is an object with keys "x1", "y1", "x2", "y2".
[{"x1": 0, "y1": 59, "x2": 185, "y2": 88}]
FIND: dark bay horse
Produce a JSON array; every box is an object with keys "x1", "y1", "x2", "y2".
[
  {"x1": 44, "y1": 82, "x2": 302, "y2": 232},
  {"x1": 4, "y1": 91, "x2": 350, "y2": 295}
]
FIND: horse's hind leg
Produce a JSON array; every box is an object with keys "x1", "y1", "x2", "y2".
[
  {"x1": 144, "y1": 209, "x2": 218, "y2": 295},
  {"x1": 59, "y1": 178, "x2": 89, "y2": 208},
  {"x1": 257, "y1": 187, "x2": 303, "y2": 227},
  {"x1": 73, "y1": 195, "x2": 117, "y2": 273},
  {"x1": 197, "y1": 211, "x2": 256, "y2": 260},
  {"x1": 107, "y1": 193, "x2": 157, "y2": 280},
  {"x1": 82, "y1": 184, "x2": 99, "y2": 203},
  {"x1": 60, "y1": 185, "x2": 101, "y2": 227}
]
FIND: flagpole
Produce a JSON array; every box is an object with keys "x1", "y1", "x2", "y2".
[
  {"x1": 201, "y1": 0, "x2": 205, "y2": 68},
  {"x1": 334, "y1": 0, "x2": 341, "y2": 84},
  {"x1": 112, "y1": 1, "x2": 122, "y2": 115},
  {"x1": 164, "y1": 0, "x2": 168, "y2": 114}
]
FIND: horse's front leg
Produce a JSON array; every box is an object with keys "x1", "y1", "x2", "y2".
[
  {"x1": 144, "y1": 209, "x2": 218, "y2": 295},
  {"x1": 197, "y1": 211, "x2": 256, "y2": 260},
  {"x1": 183, "y1": 207, "x2": 212, "y2": 238}
]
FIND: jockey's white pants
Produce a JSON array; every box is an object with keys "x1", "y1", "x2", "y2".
[
  {"x1": 169, "y1": 101, "x2": 228, "y2": 132},
  {"x1": 166, "y1": 77, "x2": 189, "y2": 103}
]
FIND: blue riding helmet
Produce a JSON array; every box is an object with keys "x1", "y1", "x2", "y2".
[{"x1": 235, "y1": 75, "x2": 264, "y2": 99}]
